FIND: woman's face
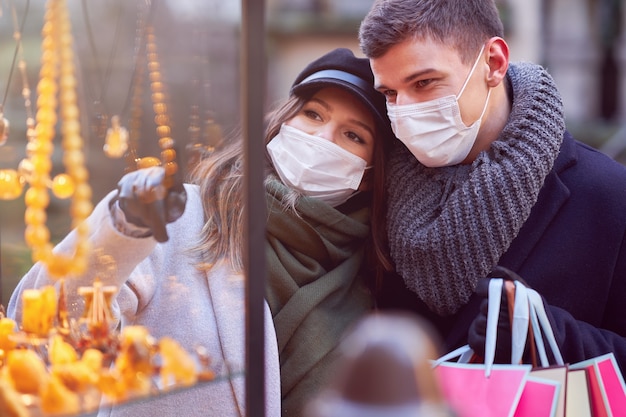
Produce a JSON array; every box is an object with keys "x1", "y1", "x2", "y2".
[{"x1": 285, "y1": 86, "x2": 376, "y2": 165}]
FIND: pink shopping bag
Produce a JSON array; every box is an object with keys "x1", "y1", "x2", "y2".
[
  {"x1": 434, "y1": 278, "x2": 567, "y2": 417},
  {"x1": 433, "y1": 361, "x2": 531, "y2": 417},
  {"x1": 514, "y1": 376, "x2": 561, "y2": 417},
  {"x1": 570, "y1": 353, "x2": 626, "y2": 417}
]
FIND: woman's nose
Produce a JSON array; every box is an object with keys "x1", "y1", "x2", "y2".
[{"x1": 314, "y1": 125, "x2": 337, "y2": 143}]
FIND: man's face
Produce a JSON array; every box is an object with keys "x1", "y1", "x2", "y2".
[{"x1": 370, "y1": 37, "x2": 487, "y2": 127}]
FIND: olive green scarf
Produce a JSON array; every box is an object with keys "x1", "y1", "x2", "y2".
[{"x1": 265, "y1": 179, "x2": 374, "y2": 416}]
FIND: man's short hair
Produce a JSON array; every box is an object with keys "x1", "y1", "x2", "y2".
[{"x1": 359, "y1": 0, "x2": 504, "y2": 64}]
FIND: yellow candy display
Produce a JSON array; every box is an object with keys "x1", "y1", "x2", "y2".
[
  {"x1": 48, "y1": 334, "x2": 78, "y2": 366},
  {"x1": 40, "y1": 375, "x2": 80, "y2": 416},
  {"x1": 159, "y1": 337, "x2": 198, "y2": 388},
  {"x1": 51, "y1": 356, "x2": 100, "y2": 394},
  {"x1": 80, "y1": 348, "x2": 104, "y2": 374},
  {"x1": 7, "y1": 349, "x2": 49, "y2": 395},
  {"x1": 0, "y1": 318, "x2": 18, "y2": 352},
  {"x1": 20, "y1": 286, "x2": 57, "y2": 337},
  {"x1": 0, "y1": 319, "x2": 213, "y2": 415},
  {"x1": 0, "y1": 379, "x2": 28, "y2": 417},
  {"x1": 116, "y1": 326, "x2": 155, "y2": 377}
]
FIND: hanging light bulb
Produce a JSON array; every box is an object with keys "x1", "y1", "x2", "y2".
[
  {"x1": 103, "y1": 115, "x2": 129, "y2": 158},
  {"x1": 0, "y1": 113, "x2": 9, "y2": 146},
  {"x1": 0, "y1": 169, "x2": 24, "y2": 200}
]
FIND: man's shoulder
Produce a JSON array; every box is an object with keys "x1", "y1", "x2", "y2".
[
  {"x1": 554, "y1": 132, "x2": 626, "y2": 204},
  {"x1": 560, "y1": 131, "x2": 626, "y2": 178}
]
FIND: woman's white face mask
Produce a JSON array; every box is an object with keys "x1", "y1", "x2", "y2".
[
  {"x1": 267, "y1": 124, "x2": 370, "y2": 207},
  {"x1": 387, "y1": 45, "x2": 491, "y2": 167}
]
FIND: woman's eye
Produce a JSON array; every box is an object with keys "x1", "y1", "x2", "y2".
[
  {"x1": 303, "y1": 109, "x2": 322, "y2": 121},
  {"x1": 345, "y1": 131, "x2": 364, "y2": 144}
]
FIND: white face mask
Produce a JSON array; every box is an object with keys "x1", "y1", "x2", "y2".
[
  {"x1": 267, "y1": 124, "x2": 370, "y2": 207},
  {"x1": 387, "y1": 45, "x2": 491, "y2": 167}
]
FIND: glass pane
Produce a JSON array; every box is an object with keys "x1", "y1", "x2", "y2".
[{"x1": 0, "y1": 1, "x2": 259, "y2": 416}]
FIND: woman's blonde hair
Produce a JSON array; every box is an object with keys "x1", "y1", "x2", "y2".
[{"x1": 187, "y1": 96, "x2": 302, "y2": 272}]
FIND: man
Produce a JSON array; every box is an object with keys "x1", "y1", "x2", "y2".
[{"x1": 359, "y1": 0, "x2": 626, "y2": 371}]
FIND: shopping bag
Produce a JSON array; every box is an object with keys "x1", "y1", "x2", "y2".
[
  {"x1": 434, "y1": 357, "x2": 531, "y2": 417},
  {"x1": 515, "y1": 376, "x2": 561, "y2": 417},
  {"x1": 565, "y1": 368, "x2": 592, "y2": 417},
  {"x1": 569, "y1": 352, "x2": 626, "y2": 417},
  {"x1": 516, "y1": 286, "x2": 567, "y2": 417},
  {"x1": 432, "y1": 278, "x2": 563, "y2": 417},
  {"x1": 512, "y1": 281, "x2": 565, "y2": 417},
  {"x1": 531, "y1": 367, "x2": 568, "y2": 417}
]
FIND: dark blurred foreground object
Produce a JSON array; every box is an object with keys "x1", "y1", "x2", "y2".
[{"x1": 304, "y1": 311, "x2": 456, "y2": 417}]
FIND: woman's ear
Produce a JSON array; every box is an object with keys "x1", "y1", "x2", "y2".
[{"x1": 485, "y1": 37, "x2": 509, "y2": 88}]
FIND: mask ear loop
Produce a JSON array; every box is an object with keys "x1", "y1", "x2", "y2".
[
  {"x1": 477, "y1": 89, "x2": 492, "y2": 121},
  {"x1": 456, "y1": 44, "x2": 486, "y2": 99},
  {"x1": 457, "y1": 44, "x2": 492, "y2": 128}
]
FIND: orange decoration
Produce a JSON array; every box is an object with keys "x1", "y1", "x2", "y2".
[{"x1": 22, "y1": 0, "x2": 93, "y2": 279}]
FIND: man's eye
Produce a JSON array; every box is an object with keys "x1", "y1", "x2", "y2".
[{"x1": 416, "y1": 79, "x2": 432, "y2": 88}]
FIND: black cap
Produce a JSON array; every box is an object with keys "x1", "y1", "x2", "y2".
[{"x1": 290, "y1": 48, "x2": 391, "y2": 137}]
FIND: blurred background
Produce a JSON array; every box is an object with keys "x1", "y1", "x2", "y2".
[{"x1": 0, "y1": 0, "x2": 624, "y2": 306}]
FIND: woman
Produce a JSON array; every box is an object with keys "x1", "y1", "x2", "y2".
[
  {"x1": 189, "y1": 47, "x2": 395, "y2": 416},
  {"x1": 8, "y1": 48, "x2": 394, "y2": 417}
]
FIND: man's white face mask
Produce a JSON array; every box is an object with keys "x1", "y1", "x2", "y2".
[
  {"x1": 387, "y1": 45, "x2": 491, "y2": 167},
  {"x1": 267, "y1": 124, "x2": 370, "y2": 207}
]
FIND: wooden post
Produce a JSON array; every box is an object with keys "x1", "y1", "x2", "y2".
[{"x1": 241, "y1": 1, "x2": 266, "y2": 417}]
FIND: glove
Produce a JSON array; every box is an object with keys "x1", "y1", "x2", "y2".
[
  {"x1": 467, "y1": 266, "x2": 528, "y2": 363},
  {"x1": 114, "y1": 166, "x2": 187, "y2": 242}
]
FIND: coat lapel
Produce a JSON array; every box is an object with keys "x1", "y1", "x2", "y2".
[{"x1": 498, "y1": 132, "x2": 577, "y2": 270}]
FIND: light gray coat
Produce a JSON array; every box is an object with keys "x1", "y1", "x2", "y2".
[{"x1": 8, "y1": 184, "x2": 281, "y2": 417}]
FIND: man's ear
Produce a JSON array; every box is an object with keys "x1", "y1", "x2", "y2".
[{"x1": 485, "y1": 37, "x2": 509, "y2": 88}]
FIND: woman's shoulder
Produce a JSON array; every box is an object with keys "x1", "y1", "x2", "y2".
[
  {"x1": 183, "y1": 183, "x2": 201, "y2": 197},
  {"x1": 180, "y1": 183, "x2": 203, "y2": 215}
]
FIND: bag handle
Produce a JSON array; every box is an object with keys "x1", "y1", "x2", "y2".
[
  {"x1": 507, "y1": 280, "x2": 537, "y2": 367},
  {"x1": 508, "y1": 279, "x2": 564, "y2": 368},
  {"x1": 528, "y1": 288, "x2": 564, "y2": 366},
  {"x1": 484, "y1": 279, "x2": 535, "y2": 375},
  {"x1": 432, "y1": 278, "x2": 564, "y2": 375},
  {"x1": 433, "y1": 279, "x2": 511, "y2": 376}
]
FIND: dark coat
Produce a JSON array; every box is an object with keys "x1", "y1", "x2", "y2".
[{"x1": 378, "y1": 131, "x2": 626, "y2": 374}]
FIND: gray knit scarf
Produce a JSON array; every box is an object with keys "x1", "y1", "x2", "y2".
[{"x1": 386, "y1": 62, "x2": 566, "y2": 316}]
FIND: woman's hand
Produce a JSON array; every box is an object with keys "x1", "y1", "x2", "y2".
[{"x1": 115, "y1": 166, "x2": 187, "y2": 242}]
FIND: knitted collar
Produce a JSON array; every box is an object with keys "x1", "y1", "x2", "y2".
[{"x1": 385, "y1": 62, "x2": 565, "y2": 315}]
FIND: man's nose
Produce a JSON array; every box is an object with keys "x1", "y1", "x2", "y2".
[{"x1": 394, "y1": 92, "x2": 412, "y2": 106}]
